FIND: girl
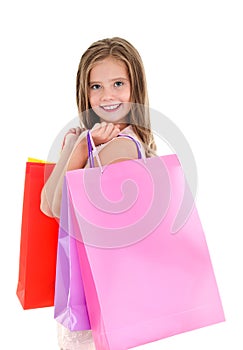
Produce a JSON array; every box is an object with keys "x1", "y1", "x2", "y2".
[{"x1": 41, "y1": 37, "x2": 157, "y2": 350}]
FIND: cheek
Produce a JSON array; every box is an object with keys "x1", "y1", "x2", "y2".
[
  {"x1": 88, "y1": 93, "x2": 97, "y2": 108},
  {"x1": 122, "y1": 87, "x2": 131, "y2": 102}
]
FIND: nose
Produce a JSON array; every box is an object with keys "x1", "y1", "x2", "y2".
[{"x1": 100, "y1": 86, "x2": 114, "y2": 101}]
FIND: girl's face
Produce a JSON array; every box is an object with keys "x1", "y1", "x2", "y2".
[{"x1": 88, "y1": 56, "x2": 131, "y2": 124}]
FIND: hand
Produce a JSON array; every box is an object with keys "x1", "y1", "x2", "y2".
[
  {"x1": 91, "y1": 122, "x2": 121, "y2": 146},
  {"x1": 62, "y1": 127, "x2": 85, "y2": 149}
]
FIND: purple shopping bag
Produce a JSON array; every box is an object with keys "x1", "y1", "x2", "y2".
[
  {"x1": 54, "y1": 132, "x2": 143, "y2": 331},
  {"x1": 54, "y1": 178, "x2": 91, "y2": 331},
  {"x1": 63, "y1": 154, "x2": 225, "y2": 349}
]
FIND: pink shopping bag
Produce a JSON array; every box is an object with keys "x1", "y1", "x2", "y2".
[{"x1": 62, "y1": 154, "x2": 225, "y2": 349}]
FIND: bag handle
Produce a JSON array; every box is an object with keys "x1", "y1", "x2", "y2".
[
  {"x1": 87, "y1": 130, "x2": 103, "y2": 171},
  {"x1": 87, "y1": 131, "x2": 144, "y2": 173}
]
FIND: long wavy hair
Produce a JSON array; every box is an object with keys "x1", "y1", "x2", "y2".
[{"x1": 76, "y1": 37, "x2": 157, "y2": 156}]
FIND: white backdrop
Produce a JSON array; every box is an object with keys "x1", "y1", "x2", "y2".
[{"x1": 1, "y1": 0, "x2": 242, "y2": 349}]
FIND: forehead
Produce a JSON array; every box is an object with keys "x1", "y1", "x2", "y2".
[{"x1": 90, "y1": 56, "x2": 128, "y2": 81}]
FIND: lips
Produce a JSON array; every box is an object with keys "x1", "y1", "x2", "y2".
[{"x1": 100, "y1": 103, "x2": 121, "y2": 111}]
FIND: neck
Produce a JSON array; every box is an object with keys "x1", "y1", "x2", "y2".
[{"x1": 117, "y1": 123, "x2": 129, "y2": 131}]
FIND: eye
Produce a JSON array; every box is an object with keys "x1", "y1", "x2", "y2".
[
  {"x1": 90, "y1": 84, "x2": 101, "y2": 90},
  {"x1": 114, "y1": 81, "x2": 124, "y2": 87}
]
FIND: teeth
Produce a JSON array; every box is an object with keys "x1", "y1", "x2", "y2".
[{"x1": 102, "y1": 104, "x2": 120, "y2": 110}]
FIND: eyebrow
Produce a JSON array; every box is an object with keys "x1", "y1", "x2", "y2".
[{"x1": 89, "y1": 77, "x2": 129, "y2": 85}]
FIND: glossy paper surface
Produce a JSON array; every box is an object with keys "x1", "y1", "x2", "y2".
[
  {"x1": 54, "y1": 178, "x2": 91, "y2": 330},
  {"x1": 61, "y1": 155, "x2": 225, "y2": 349},
  {"x1": 16, "y1": 162, "x2": 59, "y2": 309}
]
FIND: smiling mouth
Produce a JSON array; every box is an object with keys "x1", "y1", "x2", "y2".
[{"x1": 100, "y1": 103, "x2": 122, "y2": 111}]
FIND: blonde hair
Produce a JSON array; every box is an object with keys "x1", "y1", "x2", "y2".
[{"x1": 76, "y1": 37, "x2": 157, "y2": 156}]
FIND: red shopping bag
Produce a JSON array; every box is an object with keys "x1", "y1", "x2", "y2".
[{"x1": 16, "y1": 161, "x2": 59, "y2": 309}]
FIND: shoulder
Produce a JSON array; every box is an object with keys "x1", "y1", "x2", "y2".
[
  {"x1": 97, "y1": 135, "x2": 139, "y2": 166},
  {"x1": 93, "y1": 125, "x2": 144, "y2": 166}
]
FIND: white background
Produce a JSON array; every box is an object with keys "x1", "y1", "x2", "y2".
[{"x1": 1, "y1": 0, "x2": 243, "y2": 349}]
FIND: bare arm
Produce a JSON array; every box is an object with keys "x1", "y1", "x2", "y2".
[
  {"x1": 49, "y1": 135, "x2": 90, "y2": 218},
  {"x1": 40, "y1": 122, "x2": 139, "y2": 219},
  {"x1": 40, "y1": 128, "x2": 87, "y2": 218},
  {"x1": 49, "y1": 136, "x2": 139, "y2": 217}
]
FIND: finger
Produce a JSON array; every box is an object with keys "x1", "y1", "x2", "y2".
[
  {"x1": 75, "y1": 127, "x2": 82, "y2": 135},
  {"x1": 92, "y1": 123, "x2": 102, "y2": 131},
  {"x1": 103, "y1": 122, "x2": 114, "y2": 136},
  {"x1": 93, "y1": 122, "x2": 108, "y2": 138},
  {"x1": 100, "y1": 121, "x2": 108, "y2": 128},
  {"x1": 64, "y1": 128, "x2": 74, "y2": 136},
  {"x1": 109, "y1": 126, "x2": 121, "y2": 140}
]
